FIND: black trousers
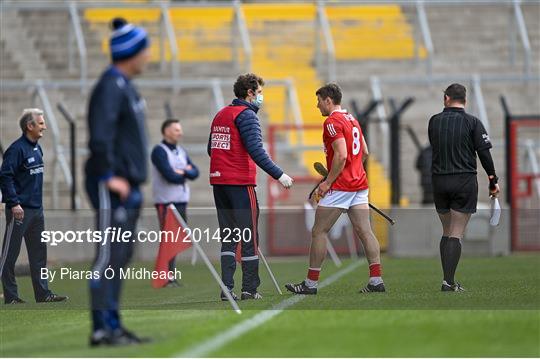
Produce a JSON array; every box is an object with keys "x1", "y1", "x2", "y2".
[
  {"x1": 155, "y1": 202, "x2": 187, "y2": 274},
  {"x1": 1, "y1": 206, "x2": 50, "y2": 303},
  {"x1": 213, "y1": 185, "x2": 260, "y2": 293}
]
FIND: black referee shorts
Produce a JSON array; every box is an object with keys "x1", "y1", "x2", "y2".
[{"x1": 432, "y1": 173, "x2": 478, "y2": 214}]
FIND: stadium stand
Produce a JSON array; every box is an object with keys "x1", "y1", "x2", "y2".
[{"x1": 1, "y1": 1, "x2": 538, "y2": 213}]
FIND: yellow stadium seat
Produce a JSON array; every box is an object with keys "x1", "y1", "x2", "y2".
[{"x1": 83, "y1": 3, "x2": 426, "y2": 248}]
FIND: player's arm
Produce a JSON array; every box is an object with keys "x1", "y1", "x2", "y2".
[
  {"x1": 317, "y1": 138, "x2": 347, "y2": 197},
  {"x1": 478, "y1": 149, "x2": 499, "y2": 196},
  {"x1": 0, "y1": 146, "x2": 22, "y2": 208},
  {"x1": 361, "y1": 134, "x2": 369, "y2": 165},
  {"x1": 88, "y1": 79, "x2": 122, "y2": 180},
  {"x1": 151, "y1": 145, "x2": 185, "y2": 184},
  {"x1": 473, "y1": 118, "x2": 499, "y2": 196},
  {"x1": 235, "y1": 111, "x2": 283, "y2": 179},
  {"x1": 326, "y1": 138, "x2": 347, "y2": 184},
  {"x1": 88, "y1": 77, "x2": 130, "y2": 200},
  {"x1": 184, "y1": 155, "x2": 199, "y2": 180}
]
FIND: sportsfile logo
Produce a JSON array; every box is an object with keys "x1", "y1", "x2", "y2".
[{"x1": 41, "y1": 227, "x2": 253, "y2": 246}]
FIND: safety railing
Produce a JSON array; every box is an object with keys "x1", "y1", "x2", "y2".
[
  {"x1": 370, "y1": 73, "x2": 540, "y2": 172},
  {"x1": 313, "y1": 0, "x2": 536, "y2": 77},
  {"x1": 56, "y1": 103, "x2": 80, "y2": 211},
  {"x1": 67, "y1": 1, "x2": 87, "y2": 93},
  {"x1": 2, "y1": 0, "x2": 536, "y2": 86},
  {"x1": 159, "y1": 2, "x2": 180, "y2": 93},
  {"x1": 315, "y1": 0, "x2": 337, "y2": 83},
  {"x1": 233, "y1": 0, "x2": 252, "y2": 73},
  {"x1": 30, "y1": 82, "x2": 73, "y2": 209},
  {"x1": 415, "y1": 0, "x2": 434, "y2": 76},
  {"x1": 511, "y1": 0, "x2": 532, "y2": 75},
  {"x1": 1, "y1": 1, "x2": 253, "y2": 92},
  {"x1": 2, "y1": 77, "x2": 304, "y2": 208}
]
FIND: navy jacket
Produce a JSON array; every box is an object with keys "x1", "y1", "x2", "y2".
[
  {"x1": 207, "y1": 98, "x2": 283, "y2": 180},
  {"x1": 151, "y1": 140, "x2": 199, "y2": 184},
  {"x1": 0, "y1": 135, "x2": 44, "y2": 208},
  {"x1": 85, "y1": 66, "x2": 148, "y2": 185}
]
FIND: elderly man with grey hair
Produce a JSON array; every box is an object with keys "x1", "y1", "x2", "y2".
[{"x1": 0, "y1": 108, "x2": 67, "y2": 304}]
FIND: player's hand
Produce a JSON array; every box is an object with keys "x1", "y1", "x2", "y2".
[
  {"x1": 278, "y1": 173, "x2": 294, "y2": 189},
  {"x1": 489, "y1": 183, "x2": 500, "y2": 198},
  {"x1": 310, "y1": 191, "x2": 322, "y2": 205},
  {"x1": 489, "y1": 175, "x2": 500, "y2": 198},
  {"x1": 11, "y1": 204, "x2": 24, "y2": 221},
  {"x1": 317, "y1": 180, "x2": 331, "y2": 197},
  {"x1": 185, "y1": 165, "x2": 193, "y2": 171},
  {"x1": 175, "y1": 169, "x2": 185, "y2": 175},
  {"x1": 107, "y1": 176, "x2": 131, "y2": 201}
]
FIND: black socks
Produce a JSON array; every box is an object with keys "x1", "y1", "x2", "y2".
[{"x1": 440, "y1": 236, "x2": 462, "y2": 285}]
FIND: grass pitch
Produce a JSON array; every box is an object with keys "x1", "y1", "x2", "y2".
[{"x1": 1, "y1": 254, "x2": 539, "y2": 357}]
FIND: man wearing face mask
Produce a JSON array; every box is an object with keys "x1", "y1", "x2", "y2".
[{"x1": 208, "y1": 73, "x2": 293, "y2": 301}]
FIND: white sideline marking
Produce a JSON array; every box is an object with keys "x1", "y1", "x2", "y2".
[{"x1": 176, "y1": 260, "x2": 365, "y2": 358}]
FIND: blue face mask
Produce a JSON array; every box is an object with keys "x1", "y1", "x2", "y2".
[{"x1": 251, "y1": 93, "x2": 264, "y2": 108}]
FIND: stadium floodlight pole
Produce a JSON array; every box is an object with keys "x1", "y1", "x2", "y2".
[
  {"x1": 258, "y1": 249, "x2": 283, "y2": 295},
  {"x1": 169, "y1": 205, "x2": 242, "y2": 314}
]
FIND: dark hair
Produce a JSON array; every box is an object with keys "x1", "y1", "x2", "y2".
[
  {"x1": 444, "y1": 83, "x2": 466, "y2": 103},
  {"x1": 316, "y1": 83, "x2": 342, "y2": 105},
  {"x1": 233, "y1": 73, "x2": 265, "y2": 99},
  {"x1": 161, "y1": 118, "x2": 180, "y2": 134}
]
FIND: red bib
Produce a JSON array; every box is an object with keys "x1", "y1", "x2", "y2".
[{"x1": 209, "y1": 105, "x2": 257, "y2": 185}]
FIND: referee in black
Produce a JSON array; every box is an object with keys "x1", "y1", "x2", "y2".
[{"x1": 428, "y1": 83, "x2": 500, "y2": 292}]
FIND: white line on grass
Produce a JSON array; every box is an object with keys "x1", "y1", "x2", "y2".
[{"x1": 176, "y1": 259, "x2": 365, "y2": 358}]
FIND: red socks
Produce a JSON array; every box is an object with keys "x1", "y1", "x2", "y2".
[
  {"x1": 307, "y1": 268, "x2": 321, "y2": 282},
  {"x1": 369, "y1": 263, "x2": 382, "y2": 277}
]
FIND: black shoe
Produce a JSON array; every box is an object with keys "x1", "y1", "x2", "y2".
[
  {"x1": 164, "y1": 280, "x2": 181, "y2": 288},
  {"x1": 5, "y1": 297, "x2": 26, "y2": 304},
  {"x1": 89, "y1": 329, "x2": 110, "y2": 347},
  {"x1": 359, "y1": 283, "x2": 386, "y2": 293},
  {"x1": 285, "y1": 281, "x2": 317, "y2": 295},
  {"x1": 37, "y1": 293, "x2": 69, "y2": 302},
  {"x1": 441, "y1": 281, "x2": 465, "y2": 292},
  {"x1": 241, "y1": 291, "x2": 263, "y2": 300},
  {"x1": 109, "y1": 328, "x2": 151, "y2": 346},
  {"x1": 220, "y1": 289, "x2": 238, "y2": 301}
]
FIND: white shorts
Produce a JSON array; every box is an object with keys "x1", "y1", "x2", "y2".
[{"x1": 318, "y1": 189, "x2": 369, "y2": 209}]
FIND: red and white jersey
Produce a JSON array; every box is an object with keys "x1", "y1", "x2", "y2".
[{"x1": 323, "y1": 109, "x2": 368, "y2": 192}]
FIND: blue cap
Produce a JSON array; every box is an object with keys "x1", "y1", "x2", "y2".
[{"x1": 109, "y1": 18, "x2": 149, "y2": 62}]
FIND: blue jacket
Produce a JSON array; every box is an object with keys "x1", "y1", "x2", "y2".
[
  {"x1": 151, "y1": 140, "x2": 199, "y2": 184},
  {"x1": 207, "y1": 98, "x2": 283, "y2": 180},
  {"x1": 85, "y1": 66, "x2": 148, "y2": 185},
  {"x1": 0, "y1": 135, "x2": 44, "y2": 208}
]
